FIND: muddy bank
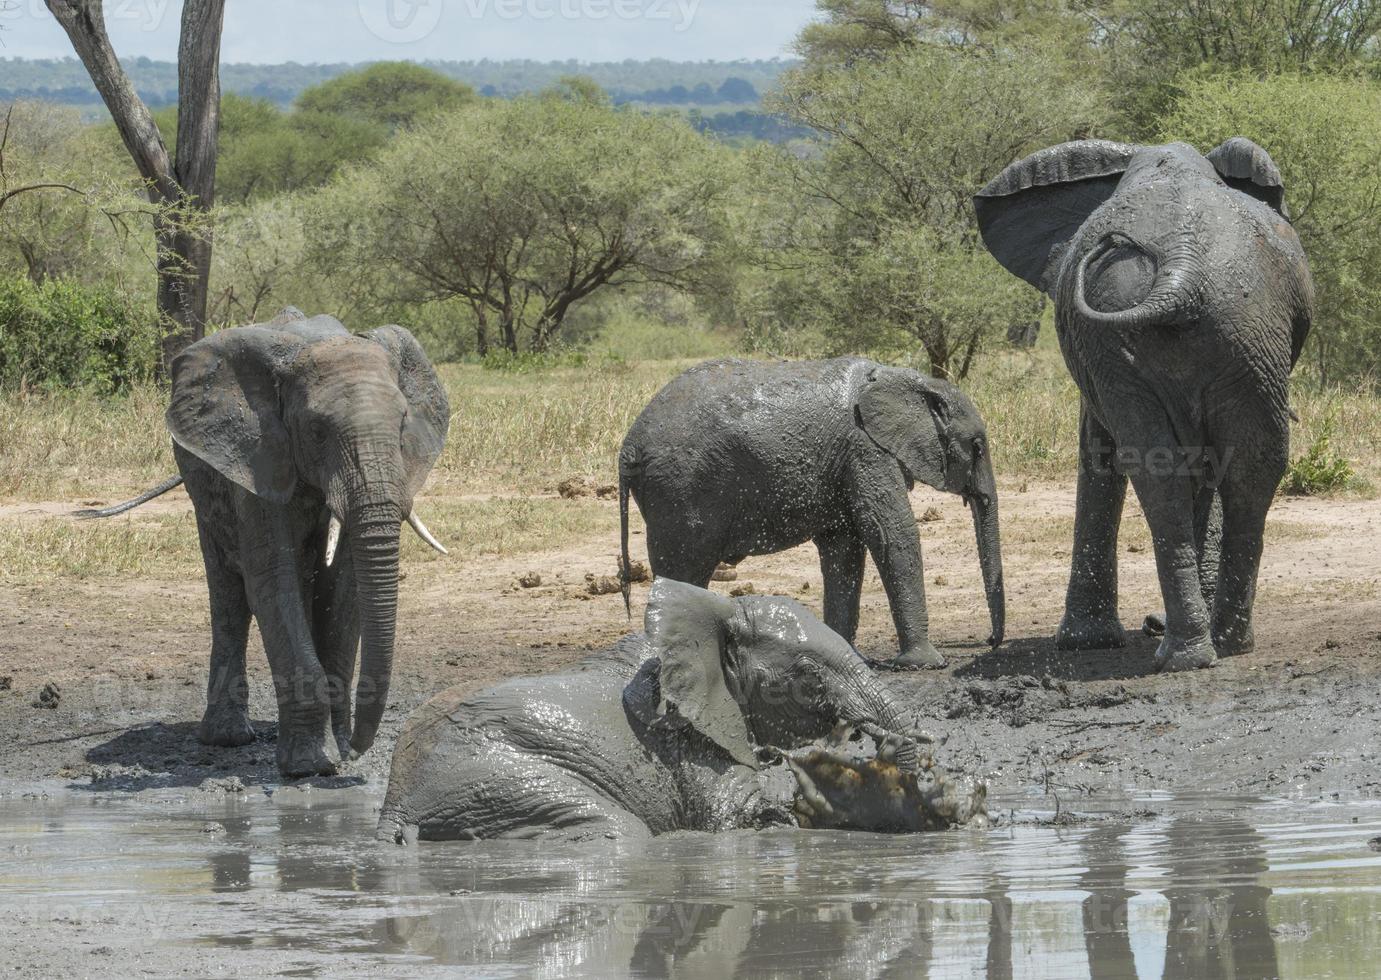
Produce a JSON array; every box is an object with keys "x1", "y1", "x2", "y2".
[{"x1": 1, "y1": 482, "x2": 1378, "y2": 809}]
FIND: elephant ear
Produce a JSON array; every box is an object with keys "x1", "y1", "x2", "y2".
[
  {"x1": 166, "y1": 327, "x2": 301, "y2": 503},
  {"x1": 1206, "y1": 137, "x2": 1287, "y2": 216},
  {"x1": 855, "y1": 367, "x2": 951, "y2": 490},
  {"x1": 974, "y1": 139, "x2": 1140, "y2": 292},
  {"x1": 645, "y1": 578, "x2": 757, "y2": 769},
  {"x1": 365, "y1": 325, "x2": 451, "y2": 503}
]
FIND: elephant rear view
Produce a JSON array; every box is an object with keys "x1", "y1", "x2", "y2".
[
  {"x1": 619, "y1": 357, "x2": 1003, "y2": 669},
  {"x1": 976, "y1": 138, "x2": 1313, "y2": 671}
]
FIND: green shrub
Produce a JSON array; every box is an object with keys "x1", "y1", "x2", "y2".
[
  {"x1": 1282, "y1": 413, "x2": 1356, "y2": 496},
  {"x1": 0, "y1": 277, "x2": 159, "y2": 394}
]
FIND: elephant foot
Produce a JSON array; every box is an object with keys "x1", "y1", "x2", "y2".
[
  {"x1": 1154, "y1": 634, "x2": 1217, "y2": 673},
  {"x1": 887, "y1": 640, "x2": 946, "y2": 671},
  {"x1": 276, "y1": 734, "x2": 338, "y2": 779},
  {"x1": 198, "y1": 705, "x2": 255, "y2": 748},
  {"x1": 1056, "y1": 612, "x2": 1127, "y2": 651},
  {"x1": 1213, "y1": 622, "x2": 1255, "y2": 658}
]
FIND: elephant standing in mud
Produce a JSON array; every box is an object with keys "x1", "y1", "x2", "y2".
[
  {"x1": 377, "y1": 579, "x2": 985, "y2": 842},
  {"x1": 975, "y1": 138, "x2": 1313, "y2": 671},
  {"x1": 618, "y1": 357, "x2": 1004, "y2": 670},
  {"x1": 83, "y1": 310, "x2": 450, "y2": 776}
]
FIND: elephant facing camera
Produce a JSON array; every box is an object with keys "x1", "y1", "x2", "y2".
[{"x1": 78, "y1": 308, "x2": 451, "y2": 778}]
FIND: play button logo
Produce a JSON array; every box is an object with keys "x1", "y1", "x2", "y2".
[{"x1": 359, "y1": 0, "x2": 444, "y2": 43}]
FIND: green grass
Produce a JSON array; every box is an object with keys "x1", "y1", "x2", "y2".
[{"x1": 1, "y1": 331, "x2": 1376, "y2": 582}]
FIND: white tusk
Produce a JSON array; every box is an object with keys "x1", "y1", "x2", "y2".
[
  {"x1": 325, "y1": 516, "x2": 342, "y2": 568},
  {"x1": 407, "y1": 511, "x2": 449, "y2": 556}
]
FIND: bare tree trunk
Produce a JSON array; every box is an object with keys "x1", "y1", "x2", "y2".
[
  {"x1": 45, "y1": 0, "x2": 225, "y2": 375},
  {"x1": 472, "y1": 304, "x2": 490, "y2": 356}
]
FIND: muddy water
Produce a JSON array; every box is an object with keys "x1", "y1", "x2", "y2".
[{"x1": 2, "y1": 785, "x2": 1380, "y2": 978}]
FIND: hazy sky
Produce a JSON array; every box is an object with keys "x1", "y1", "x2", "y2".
[{"x1": 2, "y1": 0, "x2": 818, "y2": 63}]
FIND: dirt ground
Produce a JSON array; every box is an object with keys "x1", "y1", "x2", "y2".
[{"x1": 1, "y1": 480, "x2": 1378, "y2": 811}]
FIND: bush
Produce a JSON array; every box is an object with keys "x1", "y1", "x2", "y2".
[
  {"x1": 0, "y1": 277, "x2": 159, "y2": 393},
  {"x1": 1161, "y1": 73, "x2": 1381, "y2": 386},
  {"x1": 1282, "y1": 412, "x2": 1355, "y2": 496}
]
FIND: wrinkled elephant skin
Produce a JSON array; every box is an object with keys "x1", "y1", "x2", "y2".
[
  {"x1": 90, "y1": 308, "x2": 449, "y2": 777},
  {"x1": 976, "y1": 138, "x2": 1313, "y2": 672},
  {"x1": 377, "y1": 579, "x2": 973, "y2": 843},
  {"x1": 619, "y1": 357, "x2": 1004, "y2": 671}
]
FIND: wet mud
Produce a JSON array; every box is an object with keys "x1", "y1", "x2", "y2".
[{"x1": 2, "y1": 482, "x2": 1379, "y2": 972}]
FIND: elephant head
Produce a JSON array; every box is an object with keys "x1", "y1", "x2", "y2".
[
  {"x1": 973, "y1": 138, "x2": 1290, "y2": 332},
  {"x1": 165, "y1": 313, "x2": 450, "y2": 756},
  {"x1": 855, "y1": 366, "x2": 1005, "y2": 646},
  {"x1": 637, "y1": 579, "x2": 928, "y2": 769}
]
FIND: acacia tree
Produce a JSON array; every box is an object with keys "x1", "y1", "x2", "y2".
[
  {"x1": 756, "y1": 43, "x2": 1101, "y2": 378},
  {"x1": 45, "y1": 0, "x2": 225, "y2": 372},
  {"x1": 1164, "y1": 72, "x2": 1381, "y2": 385},
  {"x1": 311, "y1": 92, "x2": 736, "y2": 354}
]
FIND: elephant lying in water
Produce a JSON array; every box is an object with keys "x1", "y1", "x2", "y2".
[{"x1": 378, "y1": 579, "x2": 985, "y2": 842}]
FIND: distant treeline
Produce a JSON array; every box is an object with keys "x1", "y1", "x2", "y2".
[{"x1": 0, "y1": 56, "x2": 793, "y2": 108}]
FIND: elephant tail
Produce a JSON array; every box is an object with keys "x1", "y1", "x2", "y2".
[
  {"x1": 72, "y1": 475, "x2": 185, "y2": 519},
  {"x1": 618, "y1": 447, "x2": 639, "y2": 620},
  {"x1": 1073, "y1": 232, "x2": 1206, "y2": 331}
]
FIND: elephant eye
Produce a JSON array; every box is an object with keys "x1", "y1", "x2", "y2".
[{"x1": 309, "y1": 419, "x2": 329, "y2": 442}]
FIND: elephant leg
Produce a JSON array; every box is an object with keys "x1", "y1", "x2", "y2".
[
  {"x1": 645, "y1": 518, "x2": 721, "y2": 589},
  {"x1": 815, "y1": 529, "x2": 866, "y2": 644},
  {"x1": 1194, "y1": 486, "x2": 1223, "y2": 609},
  {"x1": 1058, "y1": 407, "x2": 1129, "y2": 650},
  {"x1": 852, "y1": 479, "x2": 943, "y2": 669},
  {"x1": 239, "y1": 504, "x2": 336, "y2": 777},
  {"x1": 1129, "y1": 461, "x2": 1217, "y2": 673},
  {"x1": 1211, "y1": 449, "x2": 1283, "y2": 657},
  {"x1": 195, "y1": 519, "x2": 255, "y2": 748},
  {"x1": 312, "y1": 525, "x2": 360, "y2": 761}
]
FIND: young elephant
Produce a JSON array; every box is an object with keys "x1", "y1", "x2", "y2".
[
  {"x1": 618, "y1": 357, "x2": 1004, "y2": 669},
  {"x1": 376, "y1": 579, "x2": 973, "y2": 843},
  {"x1": 975, "y1": 139, "x2": 1313, "y2": 671},
  {"x1": 82, "y1": 309, "x2": 450, "y2": 776}
]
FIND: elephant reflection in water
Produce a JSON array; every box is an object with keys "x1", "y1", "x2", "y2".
[
  {"x1": 369, "y1": 835, "x2": 962, "y2": 976},
  {"x1": 1071, "y1": 818, "x2": 1279, "y2": 980},
  {"x1": 1161, "y1": 819, "x2": 1279, "y2": 980}
]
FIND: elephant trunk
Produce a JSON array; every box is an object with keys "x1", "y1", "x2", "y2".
[
  {"x1": 840, "y1": 667, "x2": 923, "y2": 744},
  {"x1": 1073, "y1": 232, "x2": 1206, "y2": 330},
  {"x1": 968, "y1": 456, "x2": 1004, "y2": 647},
  {"x1": 348, "y1": 498, "x2": 401, "y2": 757}
]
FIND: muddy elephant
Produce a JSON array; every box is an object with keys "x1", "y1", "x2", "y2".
[
  {"x1": 377, "y1": 579, "x2": 985, "y2": 842},
  {"x1": 618, "y1": 357, "x2": 1004, "y2": 670},
  {"x1": 82, "y1": 309, "x2": 450, "y2": 776},
  {"x1": 975, "y1": 138, "x2": 1313, "y2": 671}
]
